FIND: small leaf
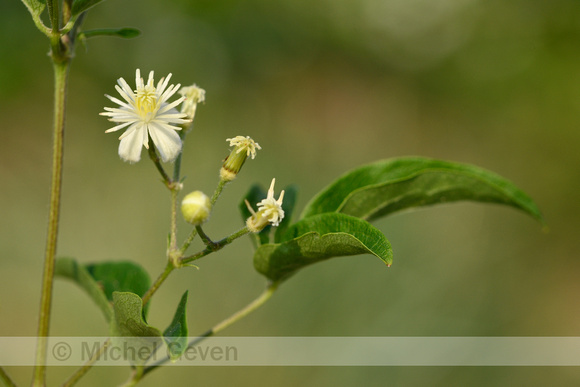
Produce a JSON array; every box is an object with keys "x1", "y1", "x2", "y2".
[
  {"x1": 71, "y1": 0, "x2": 105, "y2": 16},
  {"x1": 20, "y1": 0, "x2": 46, "y2": 18},
  {"x1": 254, "y1": 213, "x2": 392, "y2": 282},
  {"x1": 55, "y1": 257, "x2": 113, "y2": 323},
  {"x1": 111, "y1": 292, "x2": 162, "y2": 366},
  {"x1": 85, "y1": 261, "x2": 151, "y2": 317},
  {"x1": 301, "y1": 157, "x2": 543, "y2": 224},
  {"x1": 163, "y1": 291, "x2": 189, "y2": 361},
  {"x1": 80, "y1": 28, "x2": 141, "y2": 39},
  {"x1": 274, "y1": 184, "x2": 299, "y2": 243}
]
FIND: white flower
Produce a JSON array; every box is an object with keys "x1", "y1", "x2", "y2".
[
  {"x1": 179, "y1": 84, "x2": 206, "y2": 120},
  {"x1": 226, "y1": 136, "x2": 261, "y2": 159},
  {"x1": 246, "y1": 178, "x2": 285, "y2": 232},
  {"x1": 101, "y1": 69, "x2": 189, "y2": 163}
]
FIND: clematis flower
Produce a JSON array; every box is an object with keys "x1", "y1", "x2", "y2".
[
  {"x1": 178, "y1": 84, "x2": 206, "y2": 121},
  {"x1": 101, "y1": 69, "x2": 189, "y2": 163},
  {"x1": 220, "y1": 136, "x2": 261, "y2": 181},
  {"x1": 246, "y1": 178, "x2": 285, "y2": 232}
]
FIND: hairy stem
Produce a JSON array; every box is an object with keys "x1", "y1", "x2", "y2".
[
  {"x1": 32, "y1": 59, "x2": 70, "y2": 387},
  {"x1": 143, "y1": 281, "x2": 279, "y2": 376},
  {"x1": 0, "y1": 367, "x2": 17, "y2": 387},
  {"x1": 141, "y1": 262, "x2": 174, "y2": 306},
  {"x1": 61, "y1": 339, "x2": 111, "y2": 387}
]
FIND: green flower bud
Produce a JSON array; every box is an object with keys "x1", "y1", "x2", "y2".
[
  {"x1": 220, "y1": 136, "x2": 261, "y2": 182},
  {"x1": 181, "y1": 191, "x2": 211, "y2": 225}
]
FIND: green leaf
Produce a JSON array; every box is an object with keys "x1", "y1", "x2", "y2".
[
  {"x1": 163, "y1": 291, "x2": 189, "y2": 361},
  {"x1": 55, "y1": 257, "x2": 113, "y2": 323},
  {"x1": 301, "y1": 157, "x2": 543, "y2": 224},
  {"x1": 85, "y1": 261, "x2": 151, "y2": 317},
  {"x1": 254, "y1": 213, "x2": 392, "y2": 282},
  {"x1": 20, "y1": 0, "x2": 46, "y2": 18},
  {"x1": 80, "y1": 28, "x2": 141, "y2": 39},
  {"x1": 111, "y1": 292, "x2": 162, "y2": 366},
  {"x1": 71, "y1": 0, "x2": 105, "y2": 16}
]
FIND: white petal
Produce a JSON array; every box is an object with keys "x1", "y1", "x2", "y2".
[
  {"x1": 104, "y1": 121, "x2": 133, "y2": 133},
  {"x1": 148, "y1": 122, "x2": 182, "y2": 162},
  {"x1": 118, "y1": 125, "x2": 145, "y2": 163}
]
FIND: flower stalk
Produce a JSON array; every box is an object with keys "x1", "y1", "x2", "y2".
[{"x1": 33, "y1": 58, "x2": 71, "y2": 387}]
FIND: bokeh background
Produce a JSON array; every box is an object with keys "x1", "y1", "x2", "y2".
[{"x1": 1, "y1": 0, "x2": 580, "y2": 385}]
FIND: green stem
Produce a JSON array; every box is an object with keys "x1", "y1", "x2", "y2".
[
  {"x1": 61, "y1": 339, "x2": 111, "y2": 387},
  {"x1": 147, "y1": 146, "x2": 171, "y2": 187},
  {"x1": 0, "y1": 367, "x2": 17, "y2": 387},
  {"x1": 32, "y1": 59, "x2": 70, "y2": 387},
  {"x1": 195, "y1": 225, "x2": 214, "y2": 247},
  {"x1": 211, "y1": 179, "x2": 228, "y2": 205},
  {"x1": 141, "y1": 262, "x2": 174, "y2": 306},
  {"x1": 143, "y1": 281, "x2": 279, "y2": 376},
  {"x1": 180, "y1": 227, "x2": 250, "y2": 265},
  {"x1": 179, "y1": 228, "x2": 198, "y2": 254}
]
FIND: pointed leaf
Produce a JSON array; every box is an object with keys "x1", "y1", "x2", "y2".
[
  {"x1": 163, "y1": 291, "x2": 189, "y2": 361},
  {"x1": 254, "y1": 213, "x2": 392, "y2": 282},
  {"x1": 55, "y1": 257, "x2": 113, "y2": 323},
  {"x1": 71, "y1": 0, "x2": 105, "y2": 16},
  {"x1": 301, "y1": 157, "x2": 543, "y2": 224},
  {"x1": 111, "y1": 292, "x2": 162, "y2": 366},
  {"x1": 80, "y1": 28, "x2": 141, "y2": 39}
]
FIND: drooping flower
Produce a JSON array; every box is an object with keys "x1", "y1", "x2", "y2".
[
  {"x1": 178, "y1": 84, "x2": 206, "y2": 121},
  {"x1": 246, "y1": 178, "x2": 285, "y2": 232},
  {"x1": 101, "y1": 69, "x2": 189, "y2": 163},
  {"x1": 220, "y1": 136, "x2": 261, "y2": 181}
]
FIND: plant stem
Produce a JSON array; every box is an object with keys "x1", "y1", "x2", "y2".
[
  {"x1": 180, "y1": 227, "x2": 250, "y2": 264},
  {"x1": 32, "y1": 59, "x2": 70, "y2": 387},
  {"x1": 211, "y1": 179, "x2": 228, "y2": 205},
  {"x1": 179, "y1": 227, "x2": 198, "y2": 254},
  {"x1": 143, "y1": 281, "x2": 279, "y2": 376},
  {"x1": 0, "y1": 367, "x2": 17, "y2": 387},
  {"x1": 141, "y1": 262, "x2": 174, "y2": 306},
  {"x1": 61, "y1": 339, "x2": 111, "y2": 387},
  {"x1": 147, "y1": 146, "x2": 171, "y2": 187}
]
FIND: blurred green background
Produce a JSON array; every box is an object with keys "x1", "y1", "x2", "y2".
[{"x1": 1, "y1": 0, "x2": 580, "y2": 385}]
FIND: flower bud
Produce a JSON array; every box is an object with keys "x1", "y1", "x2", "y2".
[
  {"x1": 220, "y1": 136, "x2": 261, "y2": 182},
  {"x1": 246, "y1": 178, "x2": 285, "y2": 233},
  {"x1": 181, "y1": 191, "x2": 211, "y2": 225}
]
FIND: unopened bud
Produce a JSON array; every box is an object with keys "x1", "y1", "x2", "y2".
[
  {"x1": 181, "y1": 191, "x2": 211, "y2": 225},
  {"x1": 220, "y1": 136, "x2": 261, "y2": 182}
]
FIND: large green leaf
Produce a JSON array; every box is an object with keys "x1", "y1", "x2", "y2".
[
  {"x1": 85, "y1": 261, "x2": 151, "y2": 301},
  {"x1": 86, "y1": 261, "x2": 151, "y2": 317},
  {"x1": 254, "y1": 213, "x2": 392, "y2": 282},
  {"x1": 111, "y1": 292, "x2": 162, "y2": 366},
  {"x1": 163, "y1": 291, "x2": 189, "y2": 361},
  {"x1": 55, "y1": 257, "x2": 113, "y2": 323},
  {"x1": 301, "y1": 157, "x2": 543, "y2": 223}
]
